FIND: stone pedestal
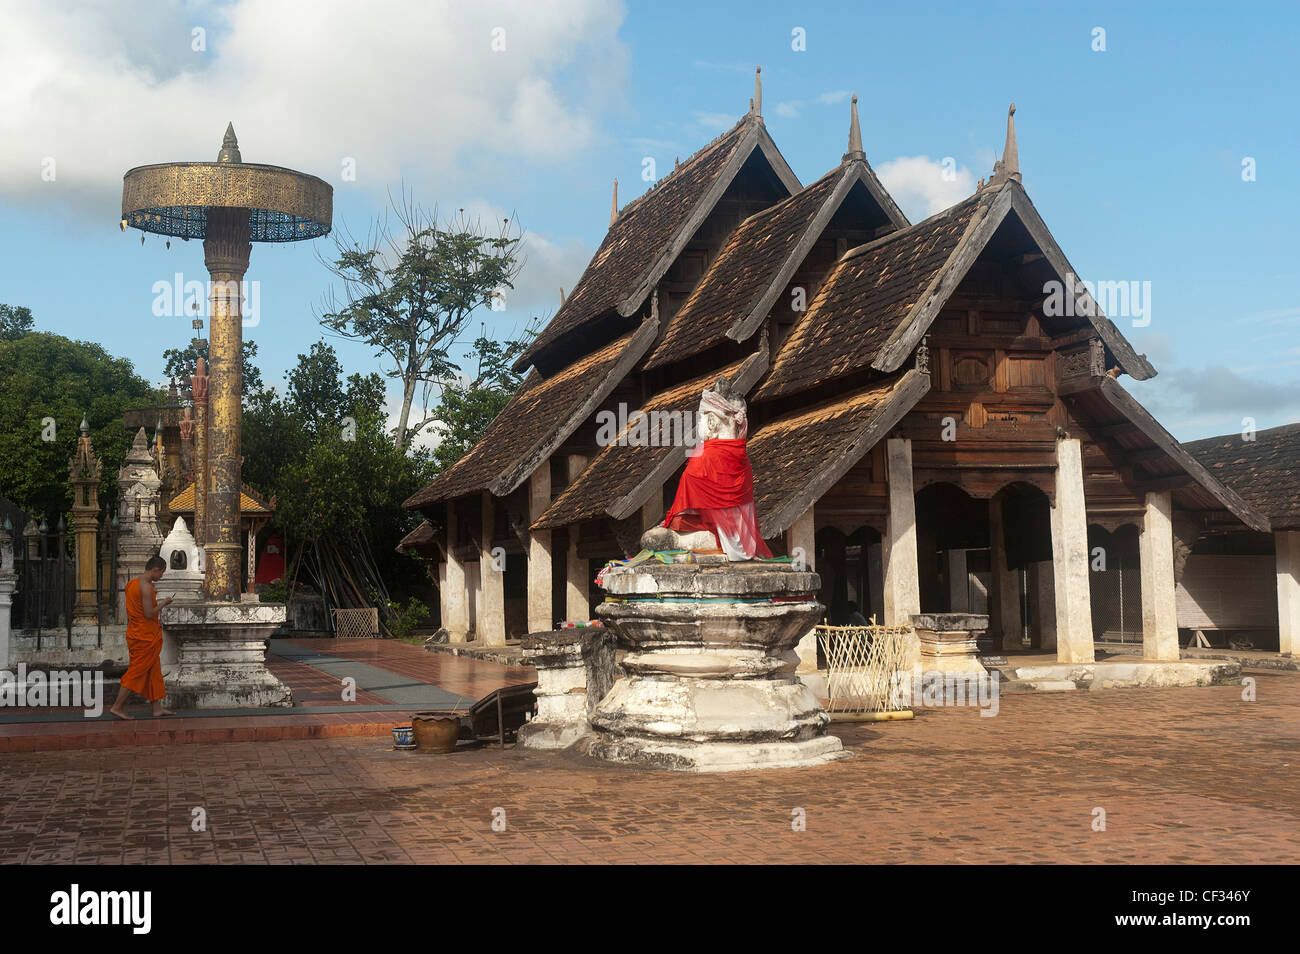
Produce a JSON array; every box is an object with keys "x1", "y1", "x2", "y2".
[
  {"x1": 912, "y1": 613, "x2": 989, "y2": 675},
  {"x1": 581, "y1": 560, "x2": 845, "y2": 772},
  {"x1": 160, "y1": 601, "x2": 291, "y2": 708},
  {"x1": 517, "y1": 628, "x2": 616, "y2": 750}
]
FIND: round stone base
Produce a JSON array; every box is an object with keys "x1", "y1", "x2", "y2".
[
  {"x1": 584, "y1": 674, "x2": 845, "y2": 772},
  {"x1": 580, "y1": 732, "x2": 846, "y2": 773}
]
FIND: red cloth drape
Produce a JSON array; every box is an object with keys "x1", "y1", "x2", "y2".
[{"x1": 664, "y1": 438, "x2": 772, "y2": 559}]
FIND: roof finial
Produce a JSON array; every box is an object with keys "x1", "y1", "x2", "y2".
[
  {"x1": 610, "y1": 178, "x2": 618, "y2": 227},
  {"x1": 842, "y1": 93, "x2": 865, "y2": 163},
  {"x1": 990, "y1": 102, "x2": 1020, "y2": 185},
  {"x1": 559, "y1": 287, "x2": 566, "y2": 306},
  {"x1": 217, "y1": 122, "x2": 241, "y2": 163},
  {"x1": 79, "y1": 415, "x2": 89, "y2": 437},
  {"x1": 750, "y1": 65, "x2": 762, "y2": 118}
]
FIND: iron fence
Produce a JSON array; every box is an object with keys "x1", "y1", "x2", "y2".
[{"x1": 9, "y1": 514, "x2": 118, "y2": 649}]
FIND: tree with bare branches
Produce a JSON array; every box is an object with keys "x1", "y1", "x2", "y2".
[{"x1": 317, "y1": 193, "x2": 524, "y2": 450}]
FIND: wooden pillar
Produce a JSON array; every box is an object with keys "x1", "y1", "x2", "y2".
[
  {"x1": 1275, "y1": 530, "x2": 1300, "y2": 656},
  {"x1": 565, "y1": 456, "x2": 589, "y2": 623},
  {"x1": 246, "y1": 519, "x2": 259, "y2": 595},
  {"x1": 1049, "y1": 438, "x2": 1095, "y2": 663},
  {"x1": 479, "y1": 491, "x2": 506, "y2": 645},
  {"x1": 866, "y1": 540, "x2": 884, "y2": 622},
  {"x1": 1139, "y1": 491, "x2": 1179, "y2": 661},
  {"x1": 947, "y1": 548, "x2": 969, "y2": 612},
  {"x1": 442, "y1": 501, "x2": 470, "y2": 642},
  {"x1": 640, "y1": 493, "x2": 662, "y2": 532},
  {"x1": 528, "y1": 464, "x2": 553, "y2": 634},
  {"x1": 883, "y1": 438, "x2": 921, "y2": 627},
  {"x1": 990, "y1": 495, "x2": 1021, "y2": 649},
  {"x1": 786, "y1": 507, "x2": 817, "y2": 672},
  {"x1": 1034, "y1": 561, "x2": 1056, "y2": 652}
]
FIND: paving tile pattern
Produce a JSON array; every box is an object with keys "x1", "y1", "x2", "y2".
[{"x1": 3, "y1": 673, "x2": 1297, "y2": 864}]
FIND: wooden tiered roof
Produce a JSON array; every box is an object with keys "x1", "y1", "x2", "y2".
[
  {"x1": 407, "y1": 91, "x2": 1270, "y2": 544},
  {"x1": 1185, "y1": 423, "x2": 1300, "y2": 530},
  {"x1": 514, "y1": 115, "x2": 800, "y2": 374}
]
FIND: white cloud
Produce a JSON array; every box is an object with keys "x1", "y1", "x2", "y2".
[
  {"x1": 772, "y1": 89, "x2": 850, "y2": 120},
  {"x1": 692, "y1": 111, "x2": 736, "y2": 134},
  {"x1": 0, "y1": 0, "x2": 629, "y2": 213},
  {"x1": 1126, "y1": 365, "x2": 1300, "y2": 441},
  {"x1": 876, "y1": 155, "x2": 977, "y2": 220}
]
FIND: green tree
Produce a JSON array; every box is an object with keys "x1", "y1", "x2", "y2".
[
  {"x1": 162, "y1": 338, "x2": 264, "y2": 396},
  {"x1": 0, "y1": 332, "x2": 161, "y2": 518},
  {"x1": 429, "y1": 323, "x2": 536, "y2": 472},
  {"x1": 318, "y1": 195, "x2": 524, "y2": 450},
  {"x1": 241, "y1": 340, "x2": 433, "y2": 619},
  {"x1": 0, "y1": 304, "x2": 34, "y2": 341}
]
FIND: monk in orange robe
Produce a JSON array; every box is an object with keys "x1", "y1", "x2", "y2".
[{"x1": 109, "y1": 555, "x2": 175, "y2": 719}]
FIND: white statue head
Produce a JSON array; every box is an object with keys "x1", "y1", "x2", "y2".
[{"x1": 696, "y1": 375, "x2": 746, "y2": 442}]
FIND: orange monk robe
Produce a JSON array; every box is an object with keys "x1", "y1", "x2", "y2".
[{"x1": 121, "y1": 578, "x2": 166, "y2": 702}]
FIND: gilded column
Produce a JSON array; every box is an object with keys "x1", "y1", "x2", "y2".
[
  {"x1": 68, "y1": 417, "x2": 103, "y2": 624},
  {"x1": 202, "y1": 210, "x2": 251, "y2": 601},
  {"x1": 190, "y1": 358, "x2": 210, "y2": 546}
]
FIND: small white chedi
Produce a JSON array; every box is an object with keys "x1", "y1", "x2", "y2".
[{"x1": 157, "y1": 517, "x2": 205, "y2": 673}]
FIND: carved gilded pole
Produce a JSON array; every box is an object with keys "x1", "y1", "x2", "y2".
[
  {"x1": 202, "y1": 209, "x2": 251, "y2": 600},
  {"x1": 68, "y1": 416, "x2": 103, "y2": 624},
  {"x1": 190, "y1": 358, "x2": 210, "y2": 547}
]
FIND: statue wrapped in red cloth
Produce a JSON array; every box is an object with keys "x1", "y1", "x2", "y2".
[{"x1": 641, "y1": 376, "x2": 772, "y2": 560}]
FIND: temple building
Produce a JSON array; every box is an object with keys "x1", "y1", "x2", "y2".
[{"x1": 404, "y1": 71, "x2": 1291, "y2": 665}]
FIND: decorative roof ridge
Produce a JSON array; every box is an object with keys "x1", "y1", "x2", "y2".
[{"x1": 836, "y1": 187, "x2": 992, "y2": 266}]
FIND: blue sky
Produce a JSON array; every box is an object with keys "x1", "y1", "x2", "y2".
[{"x1": 1, "y1": 0, "x2": 1297, "y2": 441}]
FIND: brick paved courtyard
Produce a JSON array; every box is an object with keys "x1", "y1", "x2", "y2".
[{"x1": 2, "y1": 669, "x2": 1297, "y2": 864}]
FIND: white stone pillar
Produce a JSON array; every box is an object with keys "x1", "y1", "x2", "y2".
[
  {"x1": 947, "y1": 548, "x2": 969, "y2": 612},
  {"x1": 786, "y1": 507, "x2": 818, "y2": 672},
  {"x1": 442, "y1": 503, "x2": 470, "y2": 643},
  {"x1": 0, "y1": 530, "x2": 14, "y2": 670},
  {"x1": 1140, "y1": 491, "x2": 1180, "y2": 661},
  {"x1": 1049, "y1": 438, "x2": 1095, "y2": 663},
  {"x1": 479, "y1": 491, "x2": 506, "y2": 645},
  {"x1": 528, "y1": 464, "x2": 553, "y2": 634},
  {"x1": 1275, "y1": 530, "x2": 1300, "y2": 656},
  {"x1": 990, "y1": 495, "x2": 1022, "y2": 650},
  {"x1": 565, "y1": 456, "x2": 589, "y2": 623},
  {"x1": 883, "y1": 439, "x2": 921, "y2": 627},
  {"x1": 0, "y1": 579, "x2": 13, "y2": 671}
]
